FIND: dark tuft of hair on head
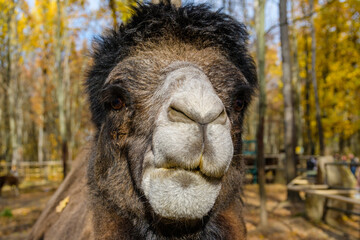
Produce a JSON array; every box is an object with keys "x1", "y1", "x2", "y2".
[{"x1": 86, "y1": 2, "x2": 257, "y2": 129}]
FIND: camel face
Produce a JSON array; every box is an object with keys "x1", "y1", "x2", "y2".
[
  {"x1": 97, "y1": 40, "x2": 251, "y2": 222},
  {"x1": 85, "y1": 4, "x2": 257, "y2": 237}
]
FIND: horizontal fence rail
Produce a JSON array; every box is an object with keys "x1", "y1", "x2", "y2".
[{"x1": 0, "y1": 161, "x2": 63, "y2": 182}]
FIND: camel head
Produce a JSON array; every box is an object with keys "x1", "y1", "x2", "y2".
[{"x1": 86, "y1": 2, "x2": 257, "y2": 234}]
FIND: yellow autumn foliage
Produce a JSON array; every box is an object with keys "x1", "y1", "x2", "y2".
[{"x1": 297, "y1": 0, "x2": 360, "y2": 149}]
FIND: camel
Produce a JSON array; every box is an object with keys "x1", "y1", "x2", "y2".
[{"x1": 29, "y1": 2, "x2": 257, "y2": 239}]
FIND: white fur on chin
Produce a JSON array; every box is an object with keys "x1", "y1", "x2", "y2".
[{"x1": 142, "y1": 168, "x2": 221, "y2": 220}]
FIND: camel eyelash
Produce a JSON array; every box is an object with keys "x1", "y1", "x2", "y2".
[
  {"x1": 101, "y1": 85, "x2": 131, "y2": 109},
  {"x1": 233, "y1": 85, "x2": 255, "y2": 109}
]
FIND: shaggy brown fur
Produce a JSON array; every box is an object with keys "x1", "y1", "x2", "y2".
[
  {"x1": 29, "y1": 3, "x2": 257, "y2": 240},
  {"x1": 28, "y1": 148, "x2": 94, "y2": 240}
]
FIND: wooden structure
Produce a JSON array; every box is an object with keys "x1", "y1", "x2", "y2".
[
  {"x1": 242, "y1": 140, "x2": 284, "y2": 183},
  {"x1": 0, "y1": 161, "x2": 63, "y2": 181},
  {"x1": 287, "y1": 156, "x2": 360, "y2": 224},
  {"x1": 242, "y1": 140, "x2": 317, "y2": 184}
]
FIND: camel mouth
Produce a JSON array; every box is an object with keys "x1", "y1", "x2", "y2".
[
  {"x1": 160, "y1": 153, "x2": 215, "y2": 177},
  {"x1": 141, "y1": 164, "x2": 222, "y2": 220},
  {"x1": 157, "y1": 165, "x2": 223, "y2": 180},
  {"x1": 140, "y1": 129, "x2": 231, "y2": 220},
  {"x1": 146, "y1": 166, "x2": 219, "y2": 182},
  {"x1": 150, "y1": 151, "x2": 230, "y2": 180},
  {"x1": 160, "y1": 166, "x2": 200, "y2": 173}
]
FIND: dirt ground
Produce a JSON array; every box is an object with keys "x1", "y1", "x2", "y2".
[
  {"x1": 0, "y1": 183, "x2": 359, "y2": 240},
  {"x1": 0, "y1": 182, "x2": 58, "y2": 240},
  {"x1": 244, "y1": 184, "x2": 360, "y2": 240}
]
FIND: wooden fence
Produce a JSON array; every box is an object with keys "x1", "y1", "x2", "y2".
[
  {"x1": 0, "y1": 161, "x2": 63, "y2": 182},
  {"x1": 0, "y1": 154, "x2": 320, "y2": 183}
]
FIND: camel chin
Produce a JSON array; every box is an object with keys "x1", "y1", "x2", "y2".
[{"x1": 142, "y1": 167, "x2": 222, "y2": 220}]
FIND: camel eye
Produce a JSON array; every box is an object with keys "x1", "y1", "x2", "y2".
[
  {"x1": 111, "y1": 98, "x2": 124, "y2": 110},
  {"x1": 234, "y1": 99, "x2": 244, "y2": 111}
]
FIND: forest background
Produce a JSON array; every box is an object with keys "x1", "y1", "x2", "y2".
[{"x1": 0, "y1": 0, "x2": 359, "y2": 175}]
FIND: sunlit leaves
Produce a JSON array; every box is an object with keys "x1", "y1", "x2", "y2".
[{"x1": 297, "y1": 0, "x2": 360, "y2": 147}]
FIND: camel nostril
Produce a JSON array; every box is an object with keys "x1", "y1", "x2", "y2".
[
  {"x1": 168, "y1": 98, "x2": 226, "y2": 125},
  {"x1": 211, "y1": 110, "x2": 227, "y2": 125},
  {"x1": 168, "y1": 106, "x2": 195, "y2": 123}
]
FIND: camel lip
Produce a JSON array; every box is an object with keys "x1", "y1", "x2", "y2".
[
  {"x1": 159, "y1": 166, "x2": 200, "y2": 172},
  {"x1": 155, "y1": 167, "x2": 223, "y2": 180},
  {"x1": 143, "y1": 150, "x2": 226, "y2": 180}
]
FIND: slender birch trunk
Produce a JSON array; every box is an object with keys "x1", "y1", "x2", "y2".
[
  {"x1": 255, "y1": 0, "x2": 268, "y2": 226},
  {"x1": 279, "y1": 0, "x2": 297, "y2": 201},
  {"x1": 64, "y1": 29, "x2": 71, "y2": 161},
  {"x1": 3, "y1": 1, "x2": 15, "y2": 167},
  {"x1": 6, "y1": 0, "x2": 21, "y2": 171},
  {"x1": 304, "y1": 33, "x2": 315, "y2": 155},
  {"x1": 56, "y1": 0, "x2": 69, "y2": 178},
  {"x1": 291, "y1": 0, "x2": 302, "y2": 151},
  {"x1": 309, "y1": 0, "x2": 325, "y2": 155}
]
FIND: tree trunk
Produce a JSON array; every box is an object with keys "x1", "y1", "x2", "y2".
[
  {"x1": 291, "y1": 0, "x2": 302, "y2": 152},
  {"x1": 357, "y1": 130, "x2": 360, "y2": 156},
  {"x1": 14, "y1": 77, "x2": 24, "y2": 172},
  {"x1": 2, "y1": 1, "x2": 15, "y2": 167},
  {"x1": 309, "y1": 0, "x2": 325, "y2": 155},
  {"x1": 109, "y1": 0, "x2": 118, "y2": 29},
  {"x1": 300, "y1": 2, "x2": 315, "y2": 155},
  {"x1": 279, "y1": 0, "x2": 297, "y2": 201},
  {"x1": 14, "y1": 10, "x2": 24, "y2": 172},
  {"x1": 38, "y1": 5, "x2": 49, "y2": 166},
  {"x1": 241, "y1": 0, "x2": 248, "y2": 23},
  {"x1": 38, "y1": 69, "x2": 47, "y2": 164},
  {"x1": 267, "y1": 115, "x2": 273, "y2": 153},
  {"x1": 339, "y1": 133, "x2": 344, "y2": 153},
  {"x1": 305, "y1": 39, "x2": 314, "y2": 155},
  {"x1": 255, "y1": 0, "x2": 268, "y2": 226},
  {"x1": 6, "y1": 0, "x2": 21, "y2": 171},
  {"x1": 64, "y1": 29, "x2": 71, "y2": 162},
  {"x1": 9, "y1": 84, "x2": 18, "y2": 170},
  {"x1": 38, "y1": 109, "x2": 45, "y2": 165},
  {"x1": 56, "y1": 0, "x2": 69, "y2": 178}
]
